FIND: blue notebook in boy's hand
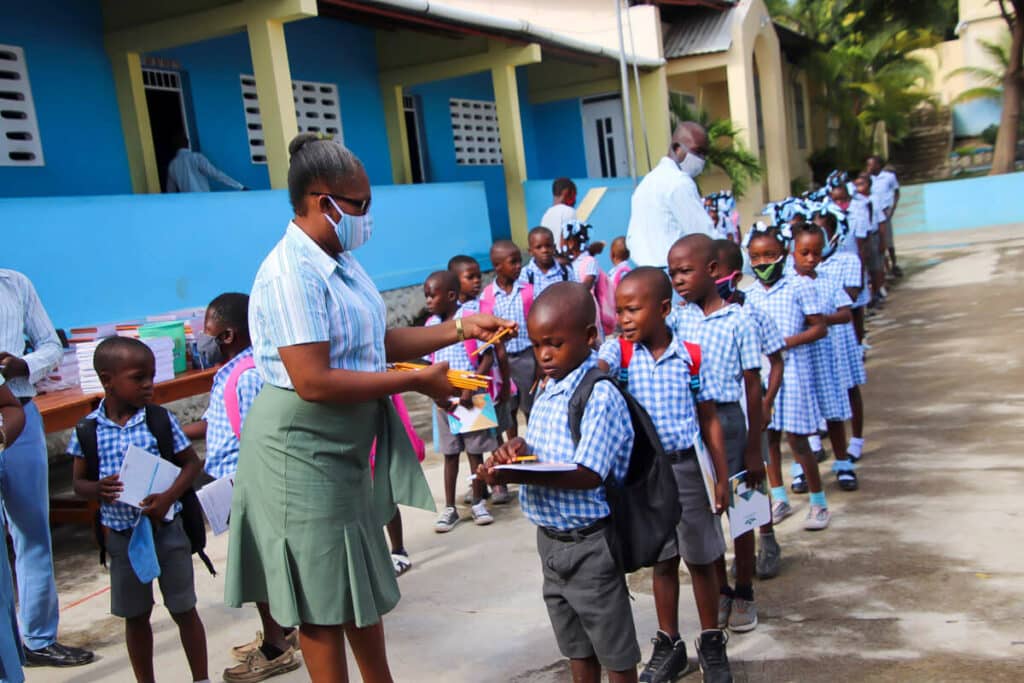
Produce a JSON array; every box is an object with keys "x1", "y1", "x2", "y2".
[{"x1": 447, "y1": 394, "x2": 499, "y2": 435}]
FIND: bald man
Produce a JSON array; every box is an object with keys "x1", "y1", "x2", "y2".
[{"x1": 626, "y1": 122, "x2": 717, "y2": 268}]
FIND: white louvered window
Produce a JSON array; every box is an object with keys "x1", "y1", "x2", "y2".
[
  {"x1": 240, "y1": 75, "x2": 343, "y2": 164},
  {"x1": 0, "y1": 45, "x2": 43, "y2": 167},
  {"x1": 449, "y1": 98, "x2": 502, "y2": 166}
]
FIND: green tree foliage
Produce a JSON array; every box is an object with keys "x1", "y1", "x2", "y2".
[
  {"x1": 668, "y1": 94, "x2": 762, "y2": 198},
  {"x1": 948, "y1": 36, "x2": 1013, "y2": 107},
  {"x1": 766, "y1": 0, "x2": 952, "y2": 167}
]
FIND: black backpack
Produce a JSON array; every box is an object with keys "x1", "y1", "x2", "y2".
[
  {"x1": 567, "y1": 368, "x2": 681, "y2": 573},
  {"x1": 76, "y1": 404, "x2": 215, "y2": 575}
]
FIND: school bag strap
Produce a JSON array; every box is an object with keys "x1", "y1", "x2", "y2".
[
  {"x1": 681, "y1": 340, "x2": 702, "y2": 395},
  {"x1": 75, "y1": 417, "x2": 107, "y2": 566},
  {"x1": 224, "y1": 356, "x2": 257, "y2": 441},
  {"x1": 480, "y1": 282, "x2": 534, "y2": 319},
  {"x1": 143, "y1": 405, "x2": 216, "y2": 576},
  {"x1": 566, "y1": 368, "x2": 681, "y2": 573}
]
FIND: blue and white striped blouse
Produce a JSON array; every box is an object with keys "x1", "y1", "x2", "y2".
[{"x1": 249, "y1": 223, "x2": 387, "y2": 389}]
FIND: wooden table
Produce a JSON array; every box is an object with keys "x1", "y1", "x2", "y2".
[
  {"x1": 36, "y1": 368, "x2": 217, "y2": 525},
  {"x1": 36, "y1": 368, "x2": 217, "y2": 434}
]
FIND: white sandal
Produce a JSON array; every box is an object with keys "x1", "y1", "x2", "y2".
[{"x1": 391, "y1": 552, "x2": 412, "y2": 576}]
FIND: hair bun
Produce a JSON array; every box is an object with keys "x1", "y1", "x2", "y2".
[{"x1": 288, "y1": 132, "x2": 320, "y2": 159}]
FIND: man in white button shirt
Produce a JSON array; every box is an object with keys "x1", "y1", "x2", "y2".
[
  {"x1": 166, "y1": 134, "x2": 248, "y2": 193},
  {"x1": 866, "y1": 155, "x2": 902, "y2": 277},
  {"x1": 626, "y1": 122, "x2": 716, "y2": 268},
  {"x1": 0, "y1": 269, "x2": 94, "y2": 667}
]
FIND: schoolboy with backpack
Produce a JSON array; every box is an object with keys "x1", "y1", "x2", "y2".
[
  {"x1": 478, "y1": 282, "x2": 651, "y2": 683},
  {"x1": 69, "y1": 336, "x2": 210, "y2": 683},
  {"x1": 596, "y1": 267, "x2": 734, "y2": 683}
]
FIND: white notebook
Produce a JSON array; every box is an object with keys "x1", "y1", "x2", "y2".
[{"x1": 117, "y1": 444, "x2": 180, "y2": 521}]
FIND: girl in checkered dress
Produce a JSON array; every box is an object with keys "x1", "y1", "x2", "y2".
[
  {"x1": 815, "y1": 208, "x2": 869, "y2": 465},
  {"x1": 744, "y1": 224, "x2": 833, "y2": 530},
  {"x1": 790, "y1": 224, "x2": 859, "y2": 493}
]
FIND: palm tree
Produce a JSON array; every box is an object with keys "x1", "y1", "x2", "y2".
[
  {"x1": 947, "y1": 36, "x2": 1012, "y2": 106},
  {"x1": 668, "y1": 95, "x2": 763, "y2": 199},
  {"x1": 988, "y1": 0, "x2": 1023, "y2": 175}
]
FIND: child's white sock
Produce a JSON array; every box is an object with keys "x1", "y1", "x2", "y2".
[
  {"x1": 848, "y1": 437, "x2": 864, "y2": 457},
  {"x1": 808, "y1": 434, "x2": 823, "y2": 452}
]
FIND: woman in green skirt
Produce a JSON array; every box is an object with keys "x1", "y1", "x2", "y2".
[{"x1": 225, "y1": 133, "x2": 514, "y2": 682}]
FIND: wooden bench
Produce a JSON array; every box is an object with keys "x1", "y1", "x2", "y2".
[{"x1": 36, "y1": 368, "x2": 217, "y2": 526}]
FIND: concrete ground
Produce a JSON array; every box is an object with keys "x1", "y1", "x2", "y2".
[{"x1": 29, "y1": 224, "x2": 1024, "y2": 682}]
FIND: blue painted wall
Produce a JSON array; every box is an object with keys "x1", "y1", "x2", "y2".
[
  {"x1": 151, "y1": 17, "x2": 393, "y2": 191},
  {"x1": 0, "y1": 0, "x2": 132, "y2": 197},
  {"x1": 0, "y1": 182, "x2": 493, "y2": 328},
  {"x1": 524, "y1": 177, "x2": 634, "y2": 270},
  {"x1": 895, "y1": 173, "x2": 1024, "y2": 235},
  {"x1": 529, "y1": 99, "x2": 588, "y2": 179},
  {"x1": 408, "y1": 73, "x2": 510, "y2": 240}
]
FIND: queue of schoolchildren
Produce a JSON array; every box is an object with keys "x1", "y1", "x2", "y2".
[{"x1": 61, "y1": 165, "x2": 896, "y2": 683}]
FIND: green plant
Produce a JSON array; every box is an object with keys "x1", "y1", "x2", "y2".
[
  {"x1": 954, "y1": 145, "x2": 976, "y2": 156},
  {"x1": 948, "y1": 36, "x2": 1012, "y2": 106},
  {"x1": 981, "y1": 124, "x2": 1000, "y2": 145},
  {"x1": 668, "y1": 95, "x2": 763, "y2": 198},
  {"x1": 790, "y1": 176, "x2": 810, "y2": 196}
]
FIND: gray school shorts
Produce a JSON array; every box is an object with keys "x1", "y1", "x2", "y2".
[
  {"x1": 536, "y1": 525, "x2": 641, "y2": 671},
  {"x1": 106, "y1": 515, "x2": 197, "y2": 619},
  {"x1": 717, "y1": 402, "x2": 748, "y2": 477},
  {"x1": 507, "y1": 348, "x2": 538, "y2": 417},
  {"x1": 866, "y1": 232, "x2": 883, "y2": 274},
  {"x1": 658, "y1": 450, "x2": 727, "y2": 566},
  {"x1": 435, "y1": 403, "x2": 499, "y2": 456}
]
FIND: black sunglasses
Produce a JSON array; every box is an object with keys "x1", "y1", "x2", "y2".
[{"x1": 310, "y1": 192, "x2": 371, "y2": 215}]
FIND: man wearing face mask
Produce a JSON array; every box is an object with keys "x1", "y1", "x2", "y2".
[{"x1": 627, "y1": 122, "x2": 717, "y2": 269}]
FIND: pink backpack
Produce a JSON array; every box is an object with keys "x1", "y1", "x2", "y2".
[
  {"x1": 370, "y1": 394, "x2": 426, "y2": 476},
  {"x1": 593, "y1": 270, "x2": 618, "y2": 336},
  {"x1": 224, "y1": 356, "x2": 257, "y2": 440}
]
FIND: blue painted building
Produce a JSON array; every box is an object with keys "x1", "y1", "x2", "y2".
[{"x1": 0, "y1": 0, "x2": 668, "y2": 327}]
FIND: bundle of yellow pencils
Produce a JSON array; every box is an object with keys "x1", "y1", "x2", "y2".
[
  {"x1": 390, "y1": 362, "x2": 491, "y2": 391},
  {"x1": 470, "y1": 326, "x2": 515, "y2": 356}
]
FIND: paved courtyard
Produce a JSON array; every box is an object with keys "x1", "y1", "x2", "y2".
[{"x1": 29, "y1": 224, "x2": 1024, "y2": 682}]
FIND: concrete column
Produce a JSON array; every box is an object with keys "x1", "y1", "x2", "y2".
[
  {"x1": 753, "y1": 37, "x2": 791, "y2": 200},
  {"x1": 109, "y1": 50, "x2": 160, "y2": 193},
  {"x1": 382, "y1": 84, "x2": 412, "y2": 184},
  {"x1": 726, "y1": 54, "x2": 766, "y2": 219},
  {"x1": 491, "y1": 61, "x2": 529, "y2": 246},
  {"x1": 631, "y1": 66, "x2": 670, "y2": 175},
  {"x1": 247, "y1": 18, "x2": 298, "y2": 189}
]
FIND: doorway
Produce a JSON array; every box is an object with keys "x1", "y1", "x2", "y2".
[
  {"x1": 581, "y1": 94, "x2": 628, "y2": 178},
  {"x1": 143, "y1": 68, "x2": 191, "y2": 191},
  {"x1": 403, "y1": 94, "x2": 427, "y2": 183}
]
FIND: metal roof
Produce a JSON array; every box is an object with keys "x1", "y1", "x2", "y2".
[{"x1": 662, "y1": 6, "x2": 738, "y2": 59}]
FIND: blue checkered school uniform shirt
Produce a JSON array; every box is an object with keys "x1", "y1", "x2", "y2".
[
  {"x1": 736, "y1": 295, "x2": 786, "y2": 356},
  {"x1": 202, "y1": 348, "x2": 262, "y2": 479},
  {"x1": 250, "y1": 223, "x2": 388, "y2": 389},
  {"x1": 425, "y1": 309, "x2": 475, "y2": 372},
  {"x1": 820, "y1": 252, "x2": 868, "y2": 309},
  {"x1": 482, "y1": 282, "x2": 531, "y2": 354},
  {"x1": 598, "y1": 335, "x2": 718, "y2": 452},
  {"x1": 519, "y1": 258, "x2": 576, "y2": 296},
  {"x1": 520, "y1": 355, "x2": 633, "y2": 531},
  {"x1": 670, "y1": 302, "x2": 761, "y2": 403},
  {"x1": 67, "y1": 402, "x2": 191, "y2": 531}
]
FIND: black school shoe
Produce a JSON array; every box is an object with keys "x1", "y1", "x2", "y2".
[
  {"x1": 639, "y1": 631, "x2": 689, "y2": 682},
  {"x1": 791, "y1": 473, "x2": 808, "y2": 494},
  {"x1": 24, "y1": 642, "x2": 94, "y2": 667},
  {"x1": 696, "y1": 630, "x2": 732, "y2": 683}
]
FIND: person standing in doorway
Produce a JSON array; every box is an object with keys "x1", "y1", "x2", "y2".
[
  {"x1": 165, "y1": 134, "x2": 248, "y2": 193},
  {"x1": 865, "y1": 155, "x2": 901, "y2": 278},
  {"x1": 0, "y1": 269, "x2": 95, "y2": 668},
  {"x1": 626, "y1": 122, "x2": 716, "y2": 268},
  {"x1": 540, "y1": 178, "x2": 578, "y2": 252}
]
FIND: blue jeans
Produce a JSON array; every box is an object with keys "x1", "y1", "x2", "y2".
[{"x1": 0, "y1": 403, "x2": 58, "y2": 650}]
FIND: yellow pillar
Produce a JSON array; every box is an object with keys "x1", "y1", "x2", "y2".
[
  {"x1": 753, "y1": 40, "x2": 791, "y2": 201},
  {"x1": 109, "y1": 50, "x2": 159, "y2": 193},
  {"x1": 247, "y1": 18, "x2": 298, "y2": 189},
  {"x1": 491, "y1": 61, "x2": 529, "y2": 246},
  {"x1": 726, "y1": 55, "x2": 767, "y2": 219},
  {"x1": 630, "y1": 66, "x2": 670, "y2": 175},
  {"x1": 382, "y1": 84, "x2": 413, "y2": 184}
]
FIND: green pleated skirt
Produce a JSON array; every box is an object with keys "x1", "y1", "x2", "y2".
[{"x1": 224, "y1": 385, "x2": 401, "y2": 628}]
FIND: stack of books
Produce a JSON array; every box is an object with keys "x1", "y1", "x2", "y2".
[
  {"x1": 75, "y1": 340, "x2": 107, "y2": 393},
  {"x1": 141, "y1": 337, "x2": 176, "y2": 384},
  {"x1": 35, "y1": 349, "x2": 80, "y2": 393}
]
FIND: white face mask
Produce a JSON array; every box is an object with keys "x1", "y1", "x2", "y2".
[
  {"x1": 678, "y1": 152, "x2": 706, "y2": 178},
  {"x1": 324, "y1": 196, "x2": 373, "y2": 252}
]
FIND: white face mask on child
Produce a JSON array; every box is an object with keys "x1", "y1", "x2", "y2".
[{"x1": 324, "y1": 196, "x2": 373, "y2": 252}]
